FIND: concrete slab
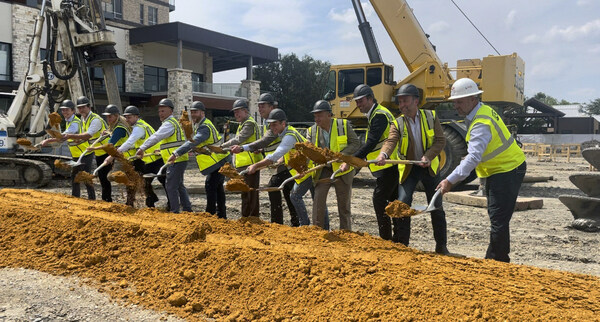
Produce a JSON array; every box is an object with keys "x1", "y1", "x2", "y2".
[
  {"x1": 558, "y1": 195, "x2": 600, "y2": 221},
  {"x1": 582, "y1": 147, "x2": 600, "y2": 170},
  {"x1": 444, "y1": 190, "x2": 544, "y2": 211},
  {"x1": 569, "y1": 173, "x2": 600, "y2": 197}
]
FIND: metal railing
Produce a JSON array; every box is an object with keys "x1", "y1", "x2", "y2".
[{"x1": 192, "y1": 81, "x2": 248, "y2": 98}]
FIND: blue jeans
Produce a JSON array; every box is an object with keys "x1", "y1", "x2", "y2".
[
  {"x1": 290, "y1": 178, "x2": 312, "y2": 226},
  {"x1": 166, "y1": 161, "x2": 192, "y2": 213},
  {"x1": 485, "y1": 161, "x2": 527, "y2": 262}
]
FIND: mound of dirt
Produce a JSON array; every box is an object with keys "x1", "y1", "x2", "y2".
[
  {"x1": 0, "y1": 189, "x2": 599, "y2": 321},
  {"x1": 385, "y1": 200, "x2": 418, "y2": 218}
]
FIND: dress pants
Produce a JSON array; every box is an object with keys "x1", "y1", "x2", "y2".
[
  {"x1": 241, "y1": 170, "x2": 260, "y2": 217},
  {"x1": 205, "y1": 169, "x2": 227, "y2": 218},
  {"x1": 165, "y1": 161, "x2": 192, "y2": 213},
  {"x1": 95, "y1": 153, "x2": 113, "y2": 202},
  {"x1": 396, "y1": 166, "x2": 447, "y2": 248},
  {"x1": 268, "y1": 170, "x2": 299, "y2": 226},
  {"x1": 71, "y1": 153, "x2": 95, "y2": 200},
  {"x1": 485, "y1": 161, "x2": 527, "y2": 262},
  {"x1": 373, "y1": 166, "x2": 399, "y2": 241},
  {"x1": 313, "y1": 168, "x2": 354, "y2": 230}
]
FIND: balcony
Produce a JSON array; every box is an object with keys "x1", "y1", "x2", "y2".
[{"x1": 192, "y1": 81, "x2": 248, "y2": 99}]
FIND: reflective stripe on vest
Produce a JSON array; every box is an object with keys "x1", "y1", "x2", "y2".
[
  {"x1": 310, "y1": 118, "x2": 353, "y2": 178},
  {"x1": 466, "y1": 104, "x2": 526, "y2": 178},
  {"x1": 365, "y1": 104, "x2": 399, "y2": 173},
  {"x1": 134, "y1": 119, "x2": 161, "y2": 164},
  {"x1": 159, "y1": 117, "x2": 189, "y2": 163},
  {"x1": 234, "y1": 116, "x2": 263, "y2": 168},
  {"x1": 262, "y1": 124, "x2": 282, "y2": 155},
  {"x1": 195, "y1": 118, "x2": 230, "y2": 171},
  {"x1": 282, "y1": 126, "x2": 311, "y2": 184},
  {"x1": 66, "y1": 116, "x2": 90, "y2": 158},
  {"x1": 397, "y1": 110, "x2": 440, "y2": 182},
  {"x1": 83, "y1": 112, "x2": 109, "y2": 156}
]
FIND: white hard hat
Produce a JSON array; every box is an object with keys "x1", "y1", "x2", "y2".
[{"x1": 448, "y1": 78, "x2": 483, "y2": 100}]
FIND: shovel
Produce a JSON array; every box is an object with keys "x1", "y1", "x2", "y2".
[
  {"x1": 367, "y1": 159, "x2": 427, "y2": 165},
  {"x1": 205, "y1": 145, "x2": 231, "y2": 154},
  {"x1": 143, "y1": 161, "x2": 174, "y2": 179},
  {"x1": 412, "y1": 189, "x2": 443, "y2": 214},
  {"x1": 128, "y1": 152, "x2": 161, "y2": 161},
  {"x1": 92, "y1": 161, "x2": 110, "y2": 176},
  {"x1": 67, "y1": 133, "x2": 111, "y2": 167},
  {"x1": 257, "y1": 162, "x2": 329, "y2": 192},
  {"x1": 317, "y1": 168, "x2": 343, "y2": 184}
]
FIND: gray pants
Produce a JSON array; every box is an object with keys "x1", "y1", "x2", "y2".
[
  {"x1": 313, "y1": 168, "x2": 354, "y2": 230},
  {"x1": 165, "y1": 161, "x2": 192, "y2": 213},
  {"x1": 71, "y1": 153, "x2": 95, "y2": 200}
]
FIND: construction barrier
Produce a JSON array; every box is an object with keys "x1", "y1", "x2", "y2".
[{"x1": 520, "y1": 143, "x2": 583, "y2": 162}]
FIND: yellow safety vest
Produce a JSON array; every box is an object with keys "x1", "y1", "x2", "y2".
[
  {"x1": 466, "y1": 104, "x2": 526, "y2": 178},
  {"x1": 262, "y1": 124, "x2": 282, "y2": 156},
  {"x1": 194, "y1": 118, "x2": 230, "y2": 171},
  {"x1": 364, "y1": 104, "x2": 399, "y2": 173},
  {"x1": 396, "y1": 109, "x2": 440, "y2": 182},
  {"x1": 159, "y1": 116, "x2": 189, "y2": 163},
  {"x1": 234, "y1": 116, "x2": 263, "y2": 168},
  {"x1": 133, "y1": 119, "x2": 161, "y2": 164},
  {"x1": 112, "y1": 124, "x2": 136, "y2": 159},
  {"x1": 82, "y1": 112, "x2": 109, "y2": 156},
  {"x1": 282, "y1": 126, "x2": 311, "y2": 184},
  {"x1": 65, "y1": 116, "x2": 90, "y2": 158},
  {"x1": 309, "y1": 118, "x2": 353, "y2": 178}
]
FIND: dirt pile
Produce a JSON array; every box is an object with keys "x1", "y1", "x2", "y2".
[{"x1": 0, "y1": 188, "x2": 599, "y2": 321}]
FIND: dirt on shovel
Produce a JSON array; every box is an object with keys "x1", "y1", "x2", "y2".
[
  {"x1": 179, "y1": 111, "x2": 194, "y2": 141},
  {"x1": 74, "y1": 171, "x2": 95, "y2": 185},
  {"x1": 287, "y1": 150, "x2": 309, "y2": 173},
  {"x1": 295, "y1": 142, "x2": 341, "y2": 164},
  {"x1": 49, "y1": 112, "x2": 62, "y2": 128},
  {"x1": 17, "y1": 138, "x2": 32, "y2": 146},
  {"x1": 385, "y1": 200, "x2": 418, "y2": 218},
  {"x1": 54, "y1": 159, "x2": 72, "y2": 170},
  {"x1": 225, "y1": 178, "x2": 252, "y2": 192},
  {"x1": 219, "y1": 162, "x2": 242, "y2": 180}
]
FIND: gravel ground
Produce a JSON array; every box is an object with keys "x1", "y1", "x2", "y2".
[{"x1": 1, "y1": 154, "x2": 598, "y2": 320}]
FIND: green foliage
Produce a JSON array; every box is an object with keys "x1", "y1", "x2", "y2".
[
  {"x1": 580, "y1": 98, "x2": 600, "y2": 116},
  {"x1": 253, "y1": 53, "x2": 331, "y2": 122}
]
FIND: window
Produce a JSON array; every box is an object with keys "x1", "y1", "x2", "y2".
[
  {"x1": 191, "y1": 73, "x2": 204, "y2": 92},
  {"x1": 144, "y1": 65, "x2": 167, "y2": 92},
  {"x1": 40, "y1": 48, "x2": 63, "y2": 61},
  {"x1": 89, "y1": 64, "x2": 125, "y2": 93},
  {"x1": 102, "y1": 0, "x2": 123, "y2": 19},
  {"x1": 148, "y1": 6, "x2": 158, "y2": 25},
  {"x1": 337, "y1": 69, "x2": 364, "y2": 97},
  {"x1": 139, "y1": 4, "x2": 144, "y2": 24},
  {"x1": 0, "y1": 43, "x2": 11, "y2": 81},
  {"x1": 366, "y1": 67, "x2": 382, "y2": 87}
]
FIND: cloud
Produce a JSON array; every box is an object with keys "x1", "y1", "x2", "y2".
[
  {"x1": 522, "y1": 19, "x2": 600, "y2": 43},
  {"x1": 505, "y1": 10, "x2": 517, "y2": 29},
  {"x1": 589, "y1": 45, "x2": 600, "y2": 54},
  {"x1": 328, "y1": 1, "x2": 374, "y2": 24},
  {"x1": 529, "y1": 60, "x2": 568, "y2": 79},
  {"x1": 240, "y1": 1, "x2": 306, "y2": 34},
  {"x1": 577, "y1": 0, "x2": 592, "y2": 6},
  {"x1": 428, "y1": 21, "x2": 450, "y2": 34}
]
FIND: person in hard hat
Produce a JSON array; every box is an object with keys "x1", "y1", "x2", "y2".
[
  {"x1": 246, "y1": 108, "x2": 312, "y2": 226},
  {"x1": 307, "y1": 100, "x2": 360, "y2": 230},
  {"x1": 339, "y1": 84, "x2": 401, "y2": 241},
  {"x1": 377, "y1": 84, "x2": 449, "y2": 253},
  {"x1": 221, "y1": 99, "x2": 263, "y2": 218},
  {"x1": 135, "y1": 98, "x2": 191, "y2": 213},
  {"x1": 168, "y1": 101, "x2": 231, "y2": 219},
  {"x1": 437, "y1": 78, "x2": 526, "y2": 263},
  {"x1": 62, "y1": 96, "x2": 113, "y2": 202},
  {"x1": 106, "y1": 105, "x2": 165, "y2": 208},
  {"x1": 40, "y1": 99, "x2": 95, "y2": 200},
  {"x1": 88, "y1": 105, "x2": 137, "y2": 206},
  {"x1": 229, "y1": 93, "x2": 300, "y2": 226}
]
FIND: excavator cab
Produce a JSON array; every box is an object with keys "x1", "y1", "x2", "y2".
[{"x1": 325, "y1": 62, "x2": 396, "y2": 128}]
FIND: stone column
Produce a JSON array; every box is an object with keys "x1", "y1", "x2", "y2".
[
  {"x1": 241, "y1": 79, "x2": 261, "y2": 122},
  {"x1": 11, "y1": 4, "x2": 37, "y2": 83},
  {"x1": 167, "y1": 68, "x2": 192, "y2": 117},
  {"x1": 125, "y1": 31, "x2": 144, "y2": 93}
]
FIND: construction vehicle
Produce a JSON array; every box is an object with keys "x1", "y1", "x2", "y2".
[
  {"x1": 325, "y1": 0, "x2": 525, "y2": 181},
  {"x1": 0, "y1": 0, "x2": 124, "y2": 187}
]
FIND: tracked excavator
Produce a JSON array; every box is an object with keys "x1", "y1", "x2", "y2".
[
  {"x1": 325, "y1": 0, "x2": 525, "y2": 183},
  {"x1": 0, "y1": 0, "x2": 123, "y2": 187}
]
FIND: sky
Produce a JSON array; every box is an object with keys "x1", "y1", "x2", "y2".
[{"x1": 171, "y1": 0, "x2": 600, "y2": 104}]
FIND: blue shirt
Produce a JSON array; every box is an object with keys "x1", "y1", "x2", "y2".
[{"x1": 108, "y1": 127, "x2": 127, "y2": 145}]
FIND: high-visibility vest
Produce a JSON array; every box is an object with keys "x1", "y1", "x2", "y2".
[
  {"x1": 262, "y1": 124, "x2": 282, "y2": 156},
  {"x1": 112, "y1": 124, "x2": 136, "y2": 159},
  {"x1": 466, "y1": 104, "x2": 526, "y2": 178},
  {"x1": 194, "y1": 118, "x2": 230, "y2": 171},
  {"x1": 234, "y1": 116, "x2": 263, "y2": 168},
  {"x1": 396, "y1": 109, "x2": 440, "y2": 182},
  {"x1": 65, "y1": 116, "x2": 90, "y2": 158},
  {"x1": 282, "y1": 125, "x2": 311, "y2": 184},
  {"x1": 364, "y1": 104, "x2": 399, "y2": 173},
  {"x1": 82, "y1": 112, "x2": 109, "y2": 156},
  {"x1": 159, "y1": 116, "x2": 189, "y2": 163},
  {"x1": 309, "y1": 118, "x2": 353, "y2": 177},
  {"x1": 133, "y1": 119, "x2": 161, "y2": 164}
]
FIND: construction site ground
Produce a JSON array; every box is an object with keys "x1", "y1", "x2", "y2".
[{"x1": 1, "y1": 155, "x2": 599, "y2": 320}]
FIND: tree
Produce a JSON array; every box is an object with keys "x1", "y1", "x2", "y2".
[
  {"x1": 580, "y1": 98, "x2": 600, "y2": 116},
  {"x1": 253, "y1": 53, "x2": 331, "y2": 122}
]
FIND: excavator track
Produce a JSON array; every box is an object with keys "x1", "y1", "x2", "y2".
[{"x1": 0, "y1": 157, "x2": 53, "y2": 188}]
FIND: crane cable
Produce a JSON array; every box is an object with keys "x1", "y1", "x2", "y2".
[{"x1": 449, "y1": 0, "x2": 501, "y2": 55}]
